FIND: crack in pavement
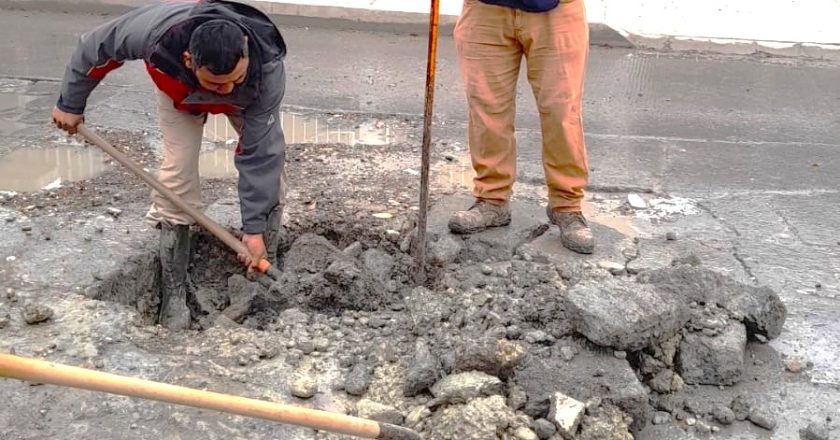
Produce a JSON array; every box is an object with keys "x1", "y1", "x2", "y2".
[{"x1": 695, "y1": 200, "x2": 759, "y2": 283}]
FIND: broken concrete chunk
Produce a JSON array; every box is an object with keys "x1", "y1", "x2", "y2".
[
  {"x1": 566, "y1": 278, "x2": 689, "y2": 351},
  {"x1": 356, "y1": 399, "x2": 404, "y2": 426},
  {"x1": 423, "y1": 395, "x2": 515, "y2": 440},
  {"x1": 362, "y1": 248, "x2": 394, "y2": 284},
  {"x1": 515, "y1": 350, "x2": 649, "y2": 433},
  {"x1": 748, "y1": 407, "x2": 777, "y2": 431},
  {"x1": 324, "y1": 258, "x2": 362, "y2": 286},
  {"x1": 648, "y1": 369, "x2": 684, "y2": 393},
  {"x1": 430, "y1": 371, "x2": 504, "y2": 405},
  {"x1": 638, "y1": 266, "x2": 787, "y2": 340},
  {"x1": 677, "y1": 321, "x2": 746, "y2": 386},
  {"x1": 428, "y1": 235, "x2": 464, "y2": 266},
  {"x1": 578, "y1": 403, "x2": 634, "y2": 440},
  {"x1": 454, "y1": 337, "x2": 525, "y2": 379},
  {"x1": 730, "y1": 394, "x2": 753, "y2": 421},
  {"x1": 284, "y1": 233, "x2": 343, "y2": 273},
  {"x1": 712, "y1": 405, "x2": 735, "y2": 425},
  {"x1": 290, "y1": 373, "x2": 317, "y2": 399},
  {"x1": 342, "y1": 241, "x2": 363, "y2": 258},
  {"x1": 403, "y1": 340, "x2": 442, "y2": 397},
  {"x1": 345, "y1": 363, "x2": 373, "y2": 396},
  {"x1": 22, "y1": 302, "x2": 53, "y2": 325},
  {"x1": 533, "y1": 418, "x2": 557, "y2": 440},
  {"x1": 548, "y1": 392, "x2": 585, "y2": 438},
  {"x1": 627, "y1": 194, "x2": 647, "y2": 210}
]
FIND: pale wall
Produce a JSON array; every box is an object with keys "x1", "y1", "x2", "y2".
[{"x1": 270, "y1": 0, "x2": 840, "y2": 47}]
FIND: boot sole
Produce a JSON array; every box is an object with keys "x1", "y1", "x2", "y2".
[
  {"x1": 448, "y1": 215, "x2": 512, "y2": 235},
  {"x1": 561, "y1": 236, "x2": 595, "y2": 255}
]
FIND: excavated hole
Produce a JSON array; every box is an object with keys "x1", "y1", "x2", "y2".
[{"x1": 86, "y1": 224, "x2": 435, "y2": 330}]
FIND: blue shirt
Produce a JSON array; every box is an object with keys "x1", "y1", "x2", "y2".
[{"x1": 478, "y1": 0, "x2": 560, "y2": 13}]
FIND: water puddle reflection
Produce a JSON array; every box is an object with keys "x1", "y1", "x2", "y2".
[
  {"x1": 204, "y1": 112, "x2": 408, "y2": 146},
  {"x1": 0, "y1": 147, "x2": 109, "y2": 192}
]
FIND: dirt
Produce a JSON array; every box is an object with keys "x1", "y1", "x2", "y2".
[{"x1": 0, "y1": 127, "x2": 837, "y2": 440}]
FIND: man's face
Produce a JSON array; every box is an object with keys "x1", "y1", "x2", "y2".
[{"x1": 183, "y1": 52, "x2": 249, "y2": 95}]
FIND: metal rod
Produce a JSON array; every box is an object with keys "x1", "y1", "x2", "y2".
[{"x1": 413, "y1": 0, "x2": 441, "y2": 284}]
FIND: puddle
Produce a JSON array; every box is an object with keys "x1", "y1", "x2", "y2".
[
  {"x1": 199, "y1": 147, "x2": 237, "y2": 178},
  {"x1": 0, "y1": 119, "x2": 29, "y2": 136},
  {"x1": 0, "y1": 92, "x2": 40, "y2": 135},
  {"x1": 0, "y1": 147, "x2": 109, "y2": 192},
  {"x1": 204, "y1": 112, "x2": 408, "y2": 146},
  {"x1": 0, "y1": 93, "x2": 38, "y2": 113}
]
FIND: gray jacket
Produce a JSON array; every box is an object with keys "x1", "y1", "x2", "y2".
[{"x1": 58, "y1": 0, "x2": 287, "y2": 234}]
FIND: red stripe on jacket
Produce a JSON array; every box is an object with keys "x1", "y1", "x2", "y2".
[{"x1": 144, "y1": 61, "x2": 239, "y2": 115}]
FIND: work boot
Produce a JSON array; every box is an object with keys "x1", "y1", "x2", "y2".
[
  {"x1": 448, "y1": 199, "x2": 512, "y2": 234},
  {"x1": 547, "y1": 208, "x2": 594, "y2": 255},
  {"x1": 158, "y1": 223, "x2": 192, "y2": 330},
  {"x1": 263, "y1": 204, "x2": 284, "y2": 264}
]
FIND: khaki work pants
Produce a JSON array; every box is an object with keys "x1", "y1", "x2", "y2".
[
  {"x1": 145, "y1": 90, "x2": 286, "y2": 229},
  {"x1": 454, "y1": 0, "x2": 589, "y2": 211}
]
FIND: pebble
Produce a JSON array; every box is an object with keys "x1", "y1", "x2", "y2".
[
  {"x1": 106, "y1": 207, "x2": 122, "y2": 218},
  {"x1": 785, "y1": 357, "x2": 805, "y2": 373},
  {"x1": 21, "y1": 224, "x2": 32, "y2": 232},
  {"x1": 755, "y1": 334, "x2": 768, "y2": 343},
  {"x1": 713, "y1": 405, "x2": 736, "y2": 425},
  {"x1": 298, "y1": 340, "x2": 315, "y2": 355},
  {"x1": 481, "y1": 265, "x2": 493, "y2": 276},
  {"x1": 290, "y1": 374, "x2": 317, "y2": 399},
  {"x1": 695, "y1": 421, "x2": 711, "y2": 434},
  {"x1": 665, "y1": 231, "x2": 678, "y2": 241},
  {"x1": 685, "y1": 417, "x2": 696, "y2": 426},
  {"x1": 22, "y1": 303, "x2": 54, "y2": 325},
  {"x1": 613, "y1": 350, "x2": 627, "y2": 359},
  {"x1": 514, "y1": 427, "x2": 538, "y2": 440},
  {"x1": 748, "y1": 409, "x2": 777, "y2": 431},
  {"x1": 533, "y1": 418, "x2": 557, "y2": 440},
  {"x1": 801, "y1": 421, "x2": 829, "y2": 440},
  {"x1": 652, "y1": 411, "x2": 671, "y2": 425},
  {"x1": 560, "y1": 346, "x2": 576, "y2": 362},
  {"x1": 314, "y1": 337, "x2": 330, "y2": 352},
  {"x1": 4, "y1": 216, "x2": 15, "y2": 223}
]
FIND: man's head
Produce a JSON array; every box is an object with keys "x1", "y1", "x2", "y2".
[{"x1": 182, "y1": 19, "x2": 249, "y2": 95}]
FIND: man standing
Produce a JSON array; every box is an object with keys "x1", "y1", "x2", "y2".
[
  {"x1": 52, "y1": 0, "x2": 288, "y2": 329},
  {"x1": 448, "y1": 0, "x2": 593, "y2": 254}
]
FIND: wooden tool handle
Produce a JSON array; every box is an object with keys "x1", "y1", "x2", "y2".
[
  {"x1": 0, "y1": 353, "x2": 419, "y2": 440},
  {"x1": 77, "y1": 124, "x2": 278, "y2": 278}
]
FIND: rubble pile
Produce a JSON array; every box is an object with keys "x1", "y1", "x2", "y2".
[{"x1": 151, "y1": 225, "x2": 792, "y2": 439}]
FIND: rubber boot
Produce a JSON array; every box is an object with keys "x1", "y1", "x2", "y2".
[
  {"x1": 264, "y1": 204, "x2": 284, "y2": 265},
  {"x1": 158, "y1": 223, "x2": 192, "y2": 330}
]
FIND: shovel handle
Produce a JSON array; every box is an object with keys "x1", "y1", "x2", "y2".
[
  {"x1": 0, "y1": 353, "x2": 420, "y2": 440},
  {"x1": 77, "y1": 124, "x2": 279, "y2": 280}
]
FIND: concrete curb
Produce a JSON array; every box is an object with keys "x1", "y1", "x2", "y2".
[{"x1": 0, "y1": 0, "x2": 634, "y2": 47}]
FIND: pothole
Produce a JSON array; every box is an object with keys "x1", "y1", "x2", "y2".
[{"x1": 79, "y1": 213, "x2": 791, "y2": 439}]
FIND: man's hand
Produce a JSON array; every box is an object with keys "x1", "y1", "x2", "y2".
[
  {"x1": 52, "y1": 106, "x2": 85, "y2": 135},
  {"x1": 238, "y1": 233, "x2": 267, "y2": 273}
]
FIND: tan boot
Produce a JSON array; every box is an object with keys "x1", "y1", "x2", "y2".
[
  {"x1": 547, "y1": 208, "x2": 594, "y2": 254},
  {"x1": 448, "y1": 200, "x2": 512, "y2": 235}
]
